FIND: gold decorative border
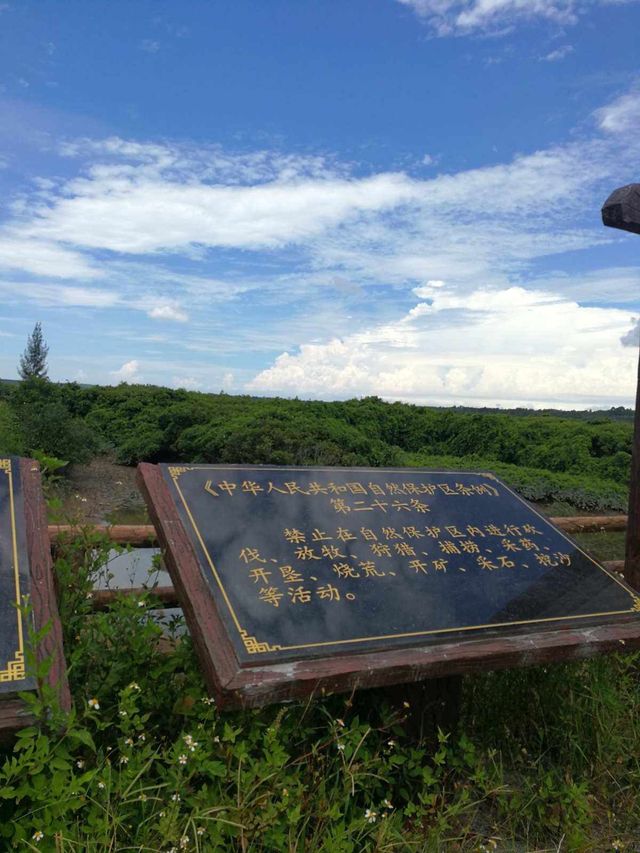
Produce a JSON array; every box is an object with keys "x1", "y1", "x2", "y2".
[
  {"x1": 166, "y1": 465, "x2": 640, "y2": 656},
  {"x1": 0, "y1": 458, "x2": 27, "y2": 683}
]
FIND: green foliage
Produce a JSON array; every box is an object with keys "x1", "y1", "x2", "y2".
[
  {"x1": 18, "y1": 321, "x2": 49, "y2": 381},
  {"x1": 0, "y1": 400, "x2": 25, "y2": 454},
  {"x1": 9, "y1": 379, "x2": 100, "y2": 464},
  {"x1": 1, "y1": 533, "x2": 639, "y2": 850}
]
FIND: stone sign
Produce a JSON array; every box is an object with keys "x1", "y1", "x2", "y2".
[
  {"x1": 0, "y1": 457, "x2": 69, "y2": 734},
  {"x1": 0, "y1": 458, "x2": 35, "y2": 697},
  {"x1": 138, "y1": 464, "x2": 640, "y2": 708}
]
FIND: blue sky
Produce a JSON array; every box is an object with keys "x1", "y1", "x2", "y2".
[{"x1": 1, "y1": 0, "x2": 639, "y2": 408}]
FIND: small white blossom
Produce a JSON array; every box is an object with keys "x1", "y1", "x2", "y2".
[
  {"x1": 76, "y1": 759, "x2": 85, "y2": 769},
  {"x1": 383, "y1": 798, "x2": 393, "y2": 809},
  {"x1": 336, "y1": 742, "x2": 345, "y2": 752},
  {"x1": 336, "y1": 718, "x2": 345, "y2": 727},
  {"x1": 178, "y1": 754, "x2": 188, "y2": 765},
  {"x1": 128, "y1": 681, "x2": 141, "y2": 691},
  {"x1": 138, "y1": 733, "x2": 146, "y2": 742},
  {"x1": 171, "y1": 793, "x2": 181, "y2": 802},
  {"x1": 197, "y1": 826, "x2": 205, "y2": 836},
  {"x1": 97, "y1": 781, "x2": 105, "y2": 789},
  {"x1": 125, "y1": 737, "x2": 134, "y2": 746},
  {"x1": 137, "y1": 600, "x2": 145, "y2": 608},
  {"x1": 88, "y1": 697, "x2": 100, "y2": 710},
  {"x1": 179, "y1": 839, "x2": 189, "y2": 850},
  {"x1": 364, "y1": 808, "x2": 377, "y2": 823},
  {"x1": 119, "y1": 710, "x2": 128, "y2": 717},
  {"x1": 85, "y1": 592, "x2": 93, "y2": 600},
  {"x1": 120, "y1": 755, "x2": 129, "y2": 765},
  {"x1": 387, "y1": 739, "x2": 396, "y2": 748},
  {"x1": 32, "y1": 831, "x2": 44, "y2": 842},
  {"x1": 202, "y1": 696, "x2": 215, "y2": 705}
]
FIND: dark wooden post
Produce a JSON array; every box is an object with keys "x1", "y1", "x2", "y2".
[{"x1": 602, "y1": 184, "x2": 640, "y2": 590}]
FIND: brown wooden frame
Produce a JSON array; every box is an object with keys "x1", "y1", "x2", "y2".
[
  {"x1": 138, "y1": 462, "x2": 640, "y2": 709},
  {"x1": 0, "y1": 459, "x2": 70, "y2": 738}
]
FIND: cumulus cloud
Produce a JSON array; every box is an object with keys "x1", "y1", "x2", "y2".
[
  {"x1": 249, "y1": 285, "x2": 637, "y2": 408},
  {"x1": 621, "y1": 318, "x2": 640, "y2": 347},
  {"x1": 172, "y1": 375, "x2": 202, "y2": 390},
  {"x1": 147, "y1": 302, "x2": 189, "y2": 322},
  {"x1": 396, "y1": 0, "x2": 637, "y2": 35},
  {"x1": 110, "y1": 360, "x2": 141, "y2": 382}
]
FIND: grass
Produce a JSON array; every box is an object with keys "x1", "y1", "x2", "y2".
[{"x1": 1, "y1": 518, "x2": 639, "y2": 851}]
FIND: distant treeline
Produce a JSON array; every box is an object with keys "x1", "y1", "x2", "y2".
[{"x1": 0, "y1": 380, "x2": 633, "y2": 511}]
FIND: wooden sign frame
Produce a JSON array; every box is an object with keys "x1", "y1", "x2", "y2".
[
  {"x1": 0, "y1": 458, "x2": 70, "y2": 737},
  {"x1": 138, "y1": 462, "x2": 640, "y2": 709}
]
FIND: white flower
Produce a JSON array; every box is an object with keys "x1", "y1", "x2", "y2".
[
  {"x1": 119, "y1": 710, "x2": 128, "y2": 717},
  {"x1": 197, "y1": 826, "x2": 205, "y2": 836},
  {"x1": 202, "y1": 696, "x2": 215, "y2": 705},
  {"x1": 183, "y1": 734, "x2": 194, "y2": 746},
  {"x1": 88, "y1": 697, "x2": 100, "y2": 710},
  {"x1": 213, "y1": 735, "x2": 220, "y2": 743},
  {"x1": 137, "y1": 600, "x2": 145, "y2": 608},
  {"x1": 76, "y1": 759, "x2": 85, "y2": 769},
  {"x1": 387, "y1": 739, "x2": 396, "y2": 748},
  {"x1": 178, "y1": 754, "x2": 188, "y2": 765},
  {"x1": 98, "y1": 781, "x2": 105, "y2": 789},
  {"x1": 138, "y1": 733, "x2": 146, "y2": 742},
  {"x1": 85, "y1": 592, "x2": 94, "y2": 600},
  {"x1": 32, "y1": 831, "x2": 44, "y2": 842},
  {"x1": 336, "y1": 718, "x2": 345, "y2": 727},
  {"x1": 120, "y1": 755, "x2": 129, "y2": 765},
  {"x1": 171, "y1": 793, "x2": 181, "y2": 802},
  {"x1": 364, "y1": 808, "x2": 377, "y2": 823},
  {"x1": 128, "y1": 681, "x2": 141, "y2": 691},
  {"x1": 336, "y1": 742, "x2": 345, "y2": 752},
  {"x1": 383, "y1": 798, "x2": 393, "y2": 809},
  {"x1": 125, "y1": 738, "x2": 134, "y2": 746},
  {"x1": 81, "y1": 497, "x2": 87, "y2": 503},
  {"x1": 179, "y1": 839, "x2": 189, "y2": 850},
  {"x1": 159, "y1": 810, "x2": 165, "y2": 817}
]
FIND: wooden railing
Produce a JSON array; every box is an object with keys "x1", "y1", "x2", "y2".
[{"x1": 49, "y1": 516, "x2": 628, "y2": 610}]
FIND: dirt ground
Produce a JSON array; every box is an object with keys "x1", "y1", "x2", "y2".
[{"x1": 52, "y1": 453, "x2": 148, "y2": 524}]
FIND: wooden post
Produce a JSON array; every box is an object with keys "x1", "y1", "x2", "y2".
[{"x1": 602, "y1": 184, "x2": 640, "y2": 590}]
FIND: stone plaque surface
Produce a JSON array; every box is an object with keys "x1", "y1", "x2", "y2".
[
  {"x1": 158, "y1": 465, "x2": 640, "y2": 666},
  {"x1": 0, "y1": 457, "x2": 36, "y2": 697}
]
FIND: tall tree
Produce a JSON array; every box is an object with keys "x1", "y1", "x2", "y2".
[{"x1": 18, "y1": 322, "x2": 49, "y2": 381}]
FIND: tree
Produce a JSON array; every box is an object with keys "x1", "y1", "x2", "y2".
[{"x1": 19, "y1": 322, "x2": 49, "y2": 380}]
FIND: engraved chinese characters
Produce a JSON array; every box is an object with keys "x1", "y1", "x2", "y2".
[
  {"x1": 0, "y1": 458, "x2": 35, "y2": 698},
  {"x1": 159, "y1": 466, "x2": 640, "y2": 666}
]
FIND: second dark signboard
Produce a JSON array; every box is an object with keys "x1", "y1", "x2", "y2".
[{"x1": 138, "y1": 464, "x2": 640, "y2": 707}]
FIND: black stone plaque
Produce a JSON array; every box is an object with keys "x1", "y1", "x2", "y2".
[
  {"x1": 0, "y1": 457, "x2": 36, "y2": 698},
  {"x1": 160, "y1": 465, "x2": 640, "y2": 666}
]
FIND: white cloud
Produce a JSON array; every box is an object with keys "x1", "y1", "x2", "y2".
[
  {"x1": 110, "y1": 360, "x2": 141, "y2": 382},
  {"x1": 249, "y1": 285, "x2": 637, "y2": 408},
  {"x1": 140, "y1": 39, "x2": 160, "y2": 53},
  {"x1": 396, "y1": 0, "x2": 637, "y2": 36},
  {"x1": 147, "y1": 302, "x2": 189, "y2": 322},
  {"x1": 0, "y1": 237, "x2": 101, "y2": 279},
  {"x1": 595, "y1": 91, "x2": 640, "y2": 134},
  {"x1": 20, "y1": 171, "x2": 417, "y2": 254},
  {"x1": 0, "y1": 280, "x2": 120, "y2": 308},
  {"x1": 541, "y1": 44, "x2": 574, "y2": 61}
]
